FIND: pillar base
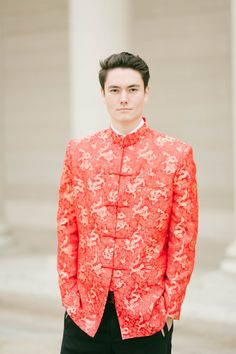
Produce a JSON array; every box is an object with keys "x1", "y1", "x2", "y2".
[
  {"x1": 0, "y1": 222, "x2": 12, "y2": 247},
  {"x1": 221, "y1": 260, "x2": 236, "y2": 274},
  {"x1": 221, "y1": 240, "x2": 236, "y2": 274}
]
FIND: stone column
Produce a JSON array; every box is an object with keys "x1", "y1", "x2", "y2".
[
  {"x1": 221, "y1": 0, "x2": 236, "y2": 273},
  {"x1": 0, "y1": 6, "x2": 10, "y2": 247},
  {"x1": 68, "y1": 0, "x2": 130, "y2": 137},
  {"x1": 0, "y1": 133, "x2": 9, "y2": 247}
]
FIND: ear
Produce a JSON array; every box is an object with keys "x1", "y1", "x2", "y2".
[
  {"x1": 100, "y1": 87, "x2": 106, "y2": 103},
  {"x1": 144, "y1": 85, "x2": 150, "y2": 103}
]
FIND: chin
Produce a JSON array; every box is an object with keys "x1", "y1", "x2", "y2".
[{"x1": 115, "y1": 114, "x2": 136, "y2": 122}]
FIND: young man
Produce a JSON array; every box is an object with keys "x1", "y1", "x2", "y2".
[{"x1": 57, "y1": 52, "x2": 198, "y2": 354}]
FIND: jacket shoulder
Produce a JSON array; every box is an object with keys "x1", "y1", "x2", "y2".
[
  {"x1": 65, "y1": 128, "x2": 107, "y2": 152},
  {"x1": 152, "y1": 130, "x2": 194, "y2": 158}
]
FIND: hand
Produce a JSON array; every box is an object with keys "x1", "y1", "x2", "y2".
[
  {"x1": 166, "y1": 316, "x2": 173, "y2": 331},
  {"x1": 161, "y1": 316, "x2": 173, "y2": 337}
]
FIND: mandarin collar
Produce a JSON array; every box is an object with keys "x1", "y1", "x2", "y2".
[
  {"x1": 109, "y1": 116, "x2": 150, "y2": 147},
  {"x1": 110, "y1": 117, "x2": 144, "y2": 136}
]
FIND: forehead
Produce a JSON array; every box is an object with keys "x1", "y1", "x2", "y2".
[{"x1": 105, "y1": 68, "x2": 143, "y2": 88}]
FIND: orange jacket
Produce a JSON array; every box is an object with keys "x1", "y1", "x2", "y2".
[{"x1": 56, "y1": 116, "x2": 198, "y2": 340}]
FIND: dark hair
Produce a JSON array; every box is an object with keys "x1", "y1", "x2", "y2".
[{"x1": 99, "y1": 51, "x2": 150, "y2": 91}]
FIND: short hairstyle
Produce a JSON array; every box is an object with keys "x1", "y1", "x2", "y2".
[{"x1": 99, "y1": 52, "x2": 150, "y2": 91}]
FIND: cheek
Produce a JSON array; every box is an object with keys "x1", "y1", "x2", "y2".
[
  {"x1": 133, "y1": 93, "x2": 145, "y2": 104},
  {"x1": 108, "y1": 100, "x2": 117, "y2": 110},
  {"x1": 105, "y1": 98, "x2": 115, "y2": 109},
  {"x1": 113, "y1": 99, "x2": 122, "y2": 109},
  {"x1": 133, "y1": 98, "x2": 145, "y2": 109}
]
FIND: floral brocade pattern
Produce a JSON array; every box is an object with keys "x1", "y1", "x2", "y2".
[{"x1": 56, "y1": 116, "x2": 198, "y2": 340}]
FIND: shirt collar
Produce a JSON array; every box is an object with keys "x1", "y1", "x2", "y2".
[
  {"x1": 110, "y1": 117, "x2": 144, "y2": 137},
  {"x1": 108, "y1": 116, "x2": 150, "y2": 147}
]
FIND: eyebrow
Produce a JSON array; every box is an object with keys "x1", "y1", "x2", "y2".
[{"x1": 107, "y1": 84, "x2": 141, "y2": 89}]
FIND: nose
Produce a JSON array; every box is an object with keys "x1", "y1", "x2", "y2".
[{"x1": 120, "y1": 90, "x2": 128, "y2": 104}]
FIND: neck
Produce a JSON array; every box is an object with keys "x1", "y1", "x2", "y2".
[{"x1": 110, "y1": 117, "x2": 143, "y2": 135}]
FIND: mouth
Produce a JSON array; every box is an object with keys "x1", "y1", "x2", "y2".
[{"x1": 117, "y1": 108, "x2": 132, "y2": 111}]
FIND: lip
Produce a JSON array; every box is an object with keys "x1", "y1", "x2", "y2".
[{"x1": 117, "y1": 108, "x2": 132, "y2": 111}]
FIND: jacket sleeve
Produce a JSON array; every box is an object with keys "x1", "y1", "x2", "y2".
[
  {"x1": 56, "y1": 139, "x2": 81, "y2": 315},
  {"x1": 164, "y1": 145, "x2": 198, "y2": 320}
]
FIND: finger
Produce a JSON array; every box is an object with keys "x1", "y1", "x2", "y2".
[
  {"x1": 161, "y1": 328, "x2": 165, "y2": 337},
  {"x1": 166, "y1": 318, "x2": 173, "y2": 331}
]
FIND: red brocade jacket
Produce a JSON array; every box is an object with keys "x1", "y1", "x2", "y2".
[{"x1": 56, "y1": 116, "x2": 198, "y2": 340}]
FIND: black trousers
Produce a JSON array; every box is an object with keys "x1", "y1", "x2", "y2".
[{"x1": 60, "y1": 297, "x2": 173, "y2": 354}]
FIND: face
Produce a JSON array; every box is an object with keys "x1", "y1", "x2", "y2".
[{"x1": 101, "y1": 68, "x2": 149, "y2": 126}]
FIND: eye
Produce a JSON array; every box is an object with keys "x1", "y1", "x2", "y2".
[
  {"x1": 110, "y1": 89, "x2": 119, "y2": 93},
  {"x1": 130, "y1": 88, "x2": 138, "y2": 92}
]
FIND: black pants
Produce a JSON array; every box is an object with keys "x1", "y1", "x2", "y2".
[{"x1": 60, "y1": 298, "x2": 173, "y2": 354}]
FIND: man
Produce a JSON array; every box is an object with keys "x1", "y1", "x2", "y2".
[{"x1": 57, "y1": 52, "x2": 198, "y2": 354}]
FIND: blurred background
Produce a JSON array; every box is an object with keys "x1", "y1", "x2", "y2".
[{"x1": 0, "y1": 0, "x2": 235, "y2": 353}]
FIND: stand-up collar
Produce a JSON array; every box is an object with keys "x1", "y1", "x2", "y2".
[{"x1": 109, "y1": 116, "x2": 150, "y2": 147}]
